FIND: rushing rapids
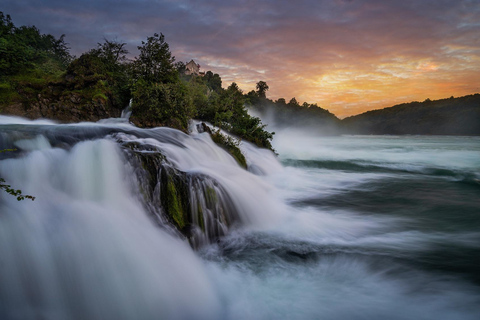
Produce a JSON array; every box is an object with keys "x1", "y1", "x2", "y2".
[
  {"x1": 0, "y1": 115, "x2": 279, "y2": 247},
  {"x1": 1, "y1": 114, "x2": 480, "y2": 320}
]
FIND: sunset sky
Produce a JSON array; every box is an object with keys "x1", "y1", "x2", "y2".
[{"x1": 3, "y1": 0, "x2": 479, "y2": 117}]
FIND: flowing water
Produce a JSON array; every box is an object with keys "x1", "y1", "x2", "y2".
[{"x1": 0, "y1": 115, "x2": 479, "y2": 319}]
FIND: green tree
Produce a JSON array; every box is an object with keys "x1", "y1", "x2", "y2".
[
  {"x1": 0, "y1": 11, "x2": 72, "y2": 77},
  {"x1": 130, "y1": 80, "x2": 195, "y2": 131},
  {"x1": 90, "y1": 38, "x2": 128, "y2": 71},
  {"x1": 204, "y1": 71, "x2": 222, "y2": 92},
  {"x1": 131, "y1": 33, "x2": 177, "y2": 84}
]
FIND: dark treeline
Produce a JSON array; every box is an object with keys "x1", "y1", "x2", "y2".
[{"x1": 249, "y1": 92, "x2": 480, "y2": 136}]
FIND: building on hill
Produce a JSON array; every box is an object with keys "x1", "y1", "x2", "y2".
[{"x1": 185, "y1": 60, "x2": 204, "y2": 76}]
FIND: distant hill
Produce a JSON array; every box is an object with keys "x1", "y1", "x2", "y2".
[{"x1": 341, "y1": 94, "x2": 480, "y2": 135}]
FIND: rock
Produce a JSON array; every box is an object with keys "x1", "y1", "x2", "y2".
[{"x1": 197, "y1": 122, "x2": 212, "y2": 134}]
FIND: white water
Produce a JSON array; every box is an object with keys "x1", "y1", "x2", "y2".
[
  {"x1": 0, "y1": 137, "x2": 220, "y2": 319},
  {"x1": 1, "y1": 115, "x2": 480, "y2": 319}
]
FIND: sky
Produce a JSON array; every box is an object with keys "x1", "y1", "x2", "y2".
[{"x1": 2, "y1": 0, "x2": 480, "y2": 117}]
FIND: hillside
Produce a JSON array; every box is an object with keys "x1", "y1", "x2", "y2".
[{"x1": 341, "y1": 94, "x2": 480, "y2": 135}]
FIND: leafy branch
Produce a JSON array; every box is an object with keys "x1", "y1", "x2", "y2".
[
  {"x1": 0, "y1": 149, "x2": 35, "y2": 201},
  {"x1": 0, "y1": 178, "x2": 35, "y2": 201}
]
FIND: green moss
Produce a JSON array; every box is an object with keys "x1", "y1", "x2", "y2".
[
  {"x1": 93, "y1": 92, "x2": 108, "y2": 102},
  {"x1": 166, "y1": 179, "x2": 186, "y2": 229},
  {"x1": 205, "y1": 186, "x2": 217, "y2": 209}
]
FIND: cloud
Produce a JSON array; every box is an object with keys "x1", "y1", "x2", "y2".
[{"x1": 2, "y1": 0, "x2": 479, "y2": 117}]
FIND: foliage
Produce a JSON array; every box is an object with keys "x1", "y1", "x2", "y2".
[
  {"x1": 130, "y1": 33, "x2": 177, "y2": 84},
  {"x1": 191, "y1": 81, "x2": 274, "y2": 150},
  {"x1": 90, "y1": 38, "x2": 128, "y2": 70},
  {"x1": 0, "y1": 178, "x2": 35, "y2": 201},
  {"x1": 130, "y1": 79, "x2": 195, "y2": 131},
  {"x1": 210, "y1": 130, "x2": 247, "y2": 168},
  {"x1": 0, "y1": 11, "x2": 74, "y2": 111},
  {"x1": 203, "y1": 71, "x2": 222, "y2": 92},
  {"x1": 65, "y1": 39, "x2": 131, "y2": 108},
  {"x1": 256, "y1": 81, "x2": 269, "y2": 98},
  {"x1": 0, "y1": 11, "x2": 71, "y2": 79}
]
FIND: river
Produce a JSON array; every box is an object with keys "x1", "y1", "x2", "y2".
[{"x1": 1, "y1": 115, "x2": 479, "y2": 319}]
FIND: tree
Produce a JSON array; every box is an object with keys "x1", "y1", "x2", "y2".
[
  {"x1": 90, "y1": 38, "x2": 128, "y2": 71},
  {"x1": 256, "y1": 81, "x2": 269, "y2": 98},
  {"x1": 288, "y1": 97, "x2": 299, "y2": 106},
  {"x1": 174, "y1": 61, "x2": 186, "y2": 74},
  {"x1": 131, "y1": 33, "x2": 177, "y2": 84},
  {"x1": 0, "y1": 12, "x2": 72, "y2": 76},
  {"x1": 130, "y1": 80, "x2": 194, "y2": 131},
  {"x1": 204, "y1": 70, "x2": 222, "y2": 92},
  {"x1": 0, "y1": 12, "x2": 15, "y2": 37}
]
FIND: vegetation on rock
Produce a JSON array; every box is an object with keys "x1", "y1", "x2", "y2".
[{"x1": 210, "y1": 130, "x2": 247, "y2": 169}]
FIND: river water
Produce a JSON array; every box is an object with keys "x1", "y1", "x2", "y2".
[{"x1": 0, "y1": 116, "x2": 479, "y2": 319}]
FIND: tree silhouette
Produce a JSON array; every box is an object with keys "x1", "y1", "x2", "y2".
[{"x1": 256, "y1": 81, "x2": 269, "y2": 98}]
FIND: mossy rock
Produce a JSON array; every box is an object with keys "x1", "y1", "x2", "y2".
[
  {"x1": 160, "y1": 167, "x2": 189, "y2": 232},
  {"x1": 210, "y1": 130, "x2": 247, "y2": 169},
  {"x1": 166, "y1": 179, "x2": 186, "y2": 229}
]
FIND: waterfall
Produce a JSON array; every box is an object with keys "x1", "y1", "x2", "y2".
[
  {"x1": 0, "y1": 115, "x2": 282, "y2": 242},
  {"x1": 0, "y1": 114, "x2": 284, "y2": 318},
  {"x1": 120, "y1": 99, "x2": 133, "y2": 120}
]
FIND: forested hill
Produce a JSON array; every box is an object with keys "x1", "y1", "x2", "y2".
[{"x1": 341, "y1": 94, "x2": 480, "y2": 136}]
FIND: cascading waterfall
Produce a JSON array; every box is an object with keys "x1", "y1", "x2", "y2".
[
  {"x1": 0, "y1": 114, "x2": 282, "y2": 319},
  {"x1": 0, "y1": 116, "x2": 279, "y2": 245},
  {"x1": 0, "y1": 137, "x2": 220, "y2": 319}
]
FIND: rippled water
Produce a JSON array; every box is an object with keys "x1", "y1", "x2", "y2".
[{"x1": 203, "y1": 133, "x2": 480, "y2": 320}]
